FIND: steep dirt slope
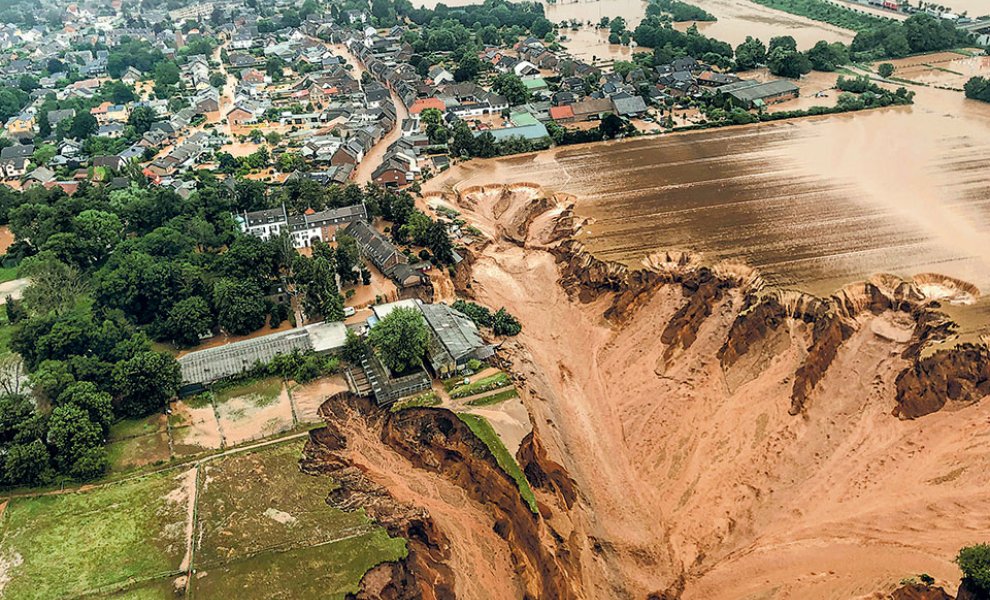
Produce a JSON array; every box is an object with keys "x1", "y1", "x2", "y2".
[{"x1": 440, "y1": 184, "x2": 990, "y2": 599}]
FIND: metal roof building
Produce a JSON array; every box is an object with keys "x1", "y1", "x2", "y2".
[
  {"x1": 419, "y1": 303, "x2": 495, "y2": 377},
  {"x1": 177, "y1": 322, "x2": 348, "y2": 394},
  {"x1": 718, "y1": 79, "x2": 800, "y2": 108}
]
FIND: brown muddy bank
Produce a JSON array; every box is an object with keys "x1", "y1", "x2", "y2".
[
  {"x1": 302, "y1": 394, "x2": 577, "y2": 600},
  {"x1": 435, "y1": 182, "x2": 990, "y2": 598}
]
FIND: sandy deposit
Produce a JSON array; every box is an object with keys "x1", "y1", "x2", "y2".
[
  {"x1": 417, "y1": 182, "x2": 990, "y2": 599},
  {"x1": 289, "y1": 376, "x2": 350, "y2": 423},
  {"x1": 216, "y1": 385, "x2": 295, "y2": 446}
]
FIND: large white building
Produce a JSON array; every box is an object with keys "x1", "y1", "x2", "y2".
[{"x1": 236, "y1": 203, "x2": 369, "y2": 248}]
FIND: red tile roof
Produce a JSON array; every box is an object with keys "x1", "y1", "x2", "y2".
[
  {"x1": 549, "y1": 105, "x2": 574, "y2": 120},
  {"x1": 409, "y1": 97, "x2": 445, "y2": 115}
]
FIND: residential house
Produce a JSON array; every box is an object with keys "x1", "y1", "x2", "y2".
[
  {"x1": 238, "y1": 203, "x2": 369, "y2": 248},
  {"x1": 343, "y1": 220, "x2": 406, "y2": 277},
  {"x1": 6, "y1": 113, "x2": 36, "y2": 139},
  {"x1": 0, "y1": 144, "x2": 34, "y2": 178}
]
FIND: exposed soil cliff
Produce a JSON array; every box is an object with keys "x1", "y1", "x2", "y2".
[
  {"x1": 894, "y1": 344, "x2": 990, "y2": 418},
  {"x1": 381, "y1": 408, "x2": 576, "y2": 600},
  {"x1": 302, "y1": 393, "x2": 576, "y2": 600},
  {"x1": 434, "y1": 183, "x2": 990, "y2": 599}
]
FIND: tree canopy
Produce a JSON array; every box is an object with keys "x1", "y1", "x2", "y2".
[{"x1": 368, "y1": 307, "x2": 428, "y2": 374}]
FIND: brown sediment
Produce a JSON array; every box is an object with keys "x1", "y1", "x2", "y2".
[
  {"x1": 890, "y1": 582, "x2": 955, "y2": 600},
  {"x1": 302, "y1": 394, "x2": 576, "y2": 600},
  {"x1": 431, "y1": 182, "x2": 990, "y2": 599},
  {"x1": 893, "y1": 344, "x2": 990, "y2": 419}
]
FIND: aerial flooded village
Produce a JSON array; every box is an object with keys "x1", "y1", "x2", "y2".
[{"x1": 0, "y1": 0, "x2": 989, "y2": 597}]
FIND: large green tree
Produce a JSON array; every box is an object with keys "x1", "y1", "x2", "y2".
[
  {"x1": 47, "y1": 404, "x2": 107, "y2": 479},
  {"x1": 213, "y1": 278, "x2": 267, "y2": 335},
  {"x1": 491, "y1": 73, "x2": 529, "y2": 106},
  {"x1": 368, "y1": 307, "x2": 428, "y2": 374},
  {"x1": 112, "y1": 351, "x2": 182, "y2": 418}
]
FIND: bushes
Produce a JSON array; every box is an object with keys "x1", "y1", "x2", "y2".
[
  {"x1": 957, "y1": 544, "x2": 990, "y2": 595},
  {"x1": 265, "y1": 349, "x2": 340, "y2": 383},
  {"x1": 964, "y1": 76, "x2": 990, "y2": 103},
  {"x1": 452, "y1": 300, "x2": 522, "y2": 336}
]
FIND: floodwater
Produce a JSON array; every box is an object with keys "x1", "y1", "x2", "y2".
[
  {"x1": 415, "y1": 0, "x2": 852, "y2": 48},
  {"x1": 673, "y1": 0, "x2": 854, "y2": 48},
  {"x1": 427, "y1": 86, "x2": 990, "y2": 299}
]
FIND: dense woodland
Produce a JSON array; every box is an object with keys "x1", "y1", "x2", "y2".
[{"x1": 0, "y1": 176, "x2": 454, "y2": 488}]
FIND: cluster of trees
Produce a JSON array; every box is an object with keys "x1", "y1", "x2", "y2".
[
  {"x1": 834, "y1": 75, "x2": 915, "y2": 108},
  {"x1": 964, "y1": 76, "x2": 990, "y2": 102},
  {"x1": 850, "y1": 13, "x2": 972, "y2": 59},
  {"x1": 1, "y1": 279, "x2": 182, "y2": 485},
  {"x1": 748, "y1": 0, "x2": 888, "y2": 32},
  {"x1": 632, "y1": 19, "x2": 735, "y2": 66},
  {"x1": 637, "y1": 10, "x2": 970, "y2": 78},
  {"x1": 398, "y1": 0, "x2": 555, "y2": 55},
  {"x1": 445, "y1": 120, "x2": 552, "y2": 159},
  {"x1": 452, "y1": 300, "x2": 522, "y2": 336},
  {"x1": 646, "y1": 0, "x2": 717, "y2": 23}
]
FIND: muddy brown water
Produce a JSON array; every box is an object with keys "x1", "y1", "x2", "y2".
[
  {"x1": 427, "y1": 84, "x2": 990, "y2": 341},
  {"x1": 416, "y1": 0, "x2": 854, "y2": 48}
]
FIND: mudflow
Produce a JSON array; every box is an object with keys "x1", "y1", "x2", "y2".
[{"x1": 306, "y1": 184, "x2": 989, "y2": 600}]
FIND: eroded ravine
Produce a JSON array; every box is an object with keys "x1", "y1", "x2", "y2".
[
  {"x1": 310, "y1": 183, "x2": 989, "y2": 599},
  {"x1": 441, "y1": 184, "x2": 990, "y2": 598}
]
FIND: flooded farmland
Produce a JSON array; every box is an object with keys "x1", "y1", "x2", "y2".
[
  {"x1": 416, "y1": 0, "x2": 854, "y2": 48},
  {"x1": 673, "y1": 0, "x2": 855, "y2": 48},
  {"x1": 427, "y1": 87, "x2": 990, "y2": 297}
]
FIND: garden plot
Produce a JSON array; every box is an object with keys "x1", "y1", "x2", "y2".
[
  {"x1": 169, "y1": 396, "x2": 223, "y2": 457},
  {"x1": 288, "y1": 375, "x2": 349, "y2": 424},
  {"x1": 214, "y1": 378, "x2": 295, "y2": 446}
]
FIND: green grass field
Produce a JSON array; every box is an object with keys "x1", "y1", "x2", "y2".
[
  {"x1": 196, "y1": 442, "x2": 373, "y2": 564},
  {"x1": 0, "y1": 265, "x2": 19, "y2": 284},
  {"x1": 449, "y1": 372, "x2": 512, "y2": 399},
  {"x1": 191, "y1": 441, "x2": 406, "y2": 597},
  {"x1": 466, "y1": 388, "x2": 519, "y2": 407},
  {"x1": 190, "y1": 531, "x2": 406, "y2": 600},
  {"x1": 0, "y1": 470, "x2": 190, "y2": 599},
  {"x1": 456, "y1": 413, "x2": 538, "y2": 514}
]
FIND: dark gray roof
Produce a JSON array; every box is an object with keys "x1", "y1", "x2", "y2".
[
  {"x1": 343, "y1": 220, "x2": 401, "y2": 270},
  {"x1": 611, "y1": 95, "x2": 647, "y2": 116},
  {"x1": 720, "y1": 79, "x2": 800, "y2": 103},
  {"x1": 420, "y1": 303, "x2": 493, "y2": 365}
]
